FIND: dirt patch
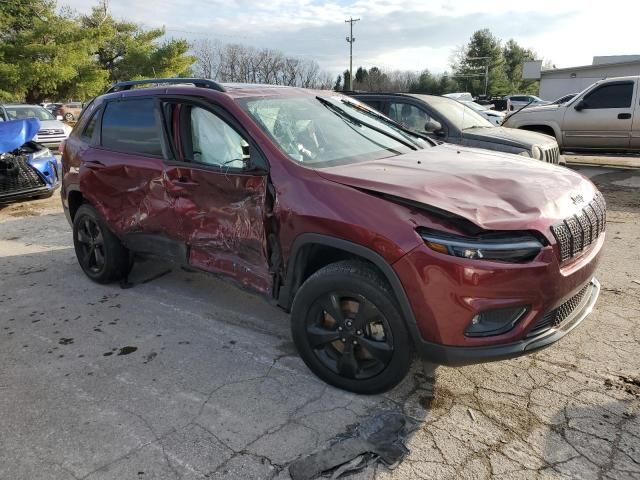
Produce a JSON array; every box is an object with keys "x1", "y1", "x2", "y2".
[
  {"x1": 589, "y1": 170, "x2": 640, "y2": 212},
  {"x1": 0, "y1": 194, "x2": 62, "y2": 220}
]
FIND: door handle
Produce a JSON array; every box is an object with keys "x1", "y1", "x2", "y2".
[
  {"x1": 84, "y1": 160, "x2": 105, "y2": 169},
  {"x1": 174, "y1": 176, "x2": 199, "y2": 187},
  {"x1": 618, "y1": 113, "x2": 632, "y2": 119}
]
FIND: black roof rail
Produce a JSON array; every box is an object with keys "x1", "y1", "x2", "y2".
[{"x1": 105, "y1": 78, "x2": 225, "y2": 94}]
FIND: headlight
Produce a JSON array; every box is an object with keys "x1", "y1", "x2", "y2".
[
  {"x1": 531, "y1": 145, "x2": 542, "y2": 159},
  {"x1": 419, "y1": 229, "x2": 543, "y2": 262},
  {"x1": 518, "y1": 150, "x2": 531, "y2": 157}
]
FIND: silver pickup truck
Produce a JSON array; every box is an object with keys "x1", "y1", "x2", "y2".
[{"x1": 503, "y1": 76, "x2": 640, "y2": 152}]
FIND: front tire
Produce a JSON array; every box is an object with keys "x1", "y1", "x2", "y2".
[
  {"x1": 73, "y1": 204, "x2": 132, "y2": 283},
  {"x1": 291, "y1": 260, "x2": 412, "y2": 394},
  {"x1": 64, "y1": 113, "x2": 74, "y2": 122}
]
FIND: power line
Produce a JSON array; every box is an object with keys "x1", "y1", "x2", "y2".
[{"x1": 345, "y1": 17, "x2": 360, "y2": 90}]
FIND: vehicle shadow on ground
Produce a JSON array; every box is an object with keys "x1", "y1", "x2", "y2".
[{"x1": 0, "y1": 239, "x2": 440, "y2": 478}]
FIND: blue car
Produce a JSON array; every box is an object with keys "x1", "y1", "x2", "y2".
[{"x1": 0, "y1": 118, "x2": 60, "y2": 204}]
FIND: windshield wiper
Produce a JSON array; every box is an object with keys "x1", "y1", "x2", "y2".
[
  {"x1": 339, "y1": 98, "x2": 435, "y2": 147},
  {"x1": 503, "y1": 99, "x2": 536, "y2": 123},
  {"x1": 316, "y1": 96, "x2": 418, "y2": 151},
  {"x1": 462, "y1": 125, "x2": 492, "y2": 131}
]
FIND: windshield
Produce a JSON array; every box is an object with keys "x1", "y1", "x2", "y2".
[
  {"x1": 425, "y1": 96, "x2": 494, "y2": 130},
  {"x1": 239, "y1": 95, "x2": 426, "y2": 167},
  {"x1": 462, "y1": 101, "x2": 489, "y2": 112},
  {"x1": 5, "y1": 106, "x2": 56, "y2": 121}
]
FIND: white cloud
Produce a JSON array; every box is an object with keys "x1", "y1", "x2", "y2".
[{"x1": 59, "y1": 0, "x2": 640, "y2": 74}]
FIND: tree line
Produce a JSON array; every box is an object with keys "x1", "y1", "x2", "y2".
[
  {"x1": 191, "y1": 40, "x2": 333, "y2": 89},
  {"x1": 339, "y1": 29, "x2": 545, "y2": 97},
  {"x1": 0, "y1": 0, "x2": 196, "y2": 103},
  {"x1": 0, "y1": 2, "x2": 545, "y2": 102}
]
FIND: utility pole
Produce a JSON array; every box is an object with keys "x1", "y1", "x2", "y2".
[
  {"x1": 467, "y1": 56, "x2": 491, "y2": 97},
  {"x1": 345, "y1": 17, "x2": 360, "y2": 90}
]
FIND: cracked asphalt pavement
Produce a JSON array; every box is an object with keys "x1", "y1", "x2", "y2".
[{"x1": 0, "y1": 165, "x2": 638, "y2": 479}]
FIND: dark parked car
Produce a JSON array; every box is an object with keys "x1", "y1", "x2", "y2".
[
  {"x1": 61, "y1": 78, "x2": 604, "y2": 393},
  {"x1": 0, "y1": 118, "x2": 60, "y2": 203},
  {"x1": 54, "y1": 102, "x2": 83, "y2": 121},
  {"x1": 349, "y1": 93, "x2": 562, "y2": 164}
]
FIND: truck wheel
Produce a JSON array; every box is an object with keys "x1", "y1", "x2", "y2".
[
  {"x1": 291, "y1": 260, "x2": 412, "y2": 394},
  {"x1": 73, "y1": 204, "x2": 132, "y2": 284}
]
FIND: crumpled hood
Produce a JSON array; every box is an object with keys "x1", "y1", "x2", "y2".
[
  {"x1": 316, "y1": 144, "x2": 596, "y2": 234},
  {"x1": 0, "y1": 118, "x2": 40, "y2": 153},
  {"x1": 461, "y1": 126, "x2": 557, "y2": 148}
]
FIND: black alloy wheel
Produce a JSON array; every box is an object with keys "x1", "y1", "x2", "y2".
[
  {"x1": 291, "y1": 260, "x2": 412, "y2": 394},
  {"x1": 76, "y1": 217, "x2": 106, "y2": 274},
  {"x1": 72, "y1": 204, "x2": 132, "y2": 283},
  {"x1": 306, "y1": 291, "x2": 394, "y2": 380}
]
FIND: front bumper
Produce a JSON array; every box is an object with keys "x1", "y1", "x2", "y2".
[
  {"x1": 0, "y1": 185, "x2": 51, "y2": 203},
  {"x1": 35, "y1": 138, "x2": 65, "y2": 150},
  {"x1": 416, "y1": 277, "x2": 600, "y2": 366}
]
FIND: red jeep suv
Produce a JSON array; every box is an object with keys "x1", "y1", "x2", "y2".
[{"x1": 61, "y1": 79, "x2": 605, "y2": 393}]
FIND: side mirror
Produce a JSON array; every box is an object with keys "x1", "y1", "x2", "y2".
[
  {"x1": 241, "y1": 143, "x2": 251, "y2": 169},
  {"x1": 574, "y1": 100, "x2": 585, "y2": 111},
  {"x1": 424, "y1": 119, "x2": 442, "y2": 133},
  {"x1": 56, "y1": 115, "x2": 63, "y2": 121}
]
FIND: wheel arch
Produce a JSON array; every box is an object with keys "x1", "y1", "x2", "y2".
[
  {"x1": 278, "y1": 233, "x2": 421, "y2": 343},
  {"x1": 67, "y1": 188, "x2": 84, "y2": 221},
  {"x1": 517, "y1": 123, "x2": 561, "y2": 144}
]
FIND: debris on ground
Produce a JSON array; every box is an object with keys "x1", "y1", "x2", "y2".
[{"x1": 288, "y1": 410, "x2": 415, "y2": 480}]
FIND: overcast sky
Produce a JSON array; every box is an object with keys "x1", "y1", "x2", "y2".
[{"x1": 62, "y1": 0, "x2": 640, "y2": 75}]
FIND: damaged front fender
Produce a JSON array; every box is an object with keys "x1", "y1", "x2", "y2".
[{"x1": 0, "y1": 118, "x2": 40, "y2": 154}]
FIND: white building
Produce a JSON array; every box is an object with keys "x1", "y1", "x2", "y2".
[{"x1": 523, "y1": 55, "x2": 640, "y2": 101}]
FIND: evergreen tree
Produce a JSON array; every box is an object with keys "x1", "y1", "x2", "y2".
[{"x1": 456, "y1": 29, "x2": 509, "y2": 96}]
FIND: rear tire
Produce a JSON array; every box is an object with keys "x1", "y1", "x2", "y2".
[
  {"x1": 73, "y1": 204, "x2": 132, "y2": 284},
  {"x1": 291, "y1": 260, "x2": 412, "y2": 394}
]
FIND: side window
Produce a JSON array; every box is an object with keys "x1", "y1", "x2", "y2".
[
  {"x1": 165, "y1": 103, "x2": 248, "y2": 169},
  {"x1": 583, "y1": 82, "x2": 633, "y2": 109},
  {"x1": 101, "y1": 99, "x2": 163, "y2": 156},
  {"x1": 81, "y1": 108, "x2": 100, "y2": 144},
  {"x1": 364, "y1": 100, "x2": 383, "y2": 111},
  {"x1": 388, "y1": 102, "x2": 431, "y2": 131}
]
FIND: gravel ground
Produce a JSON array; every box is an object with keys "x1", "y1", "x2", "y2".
[{"x1": 0, "y1": 166, "x2": 638, "y2": 480}]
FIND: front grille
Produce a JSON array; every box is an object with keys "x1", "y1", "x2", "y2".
[
  {"x1": 541, "y1": 145, "x2": 560, "y2": 164},
  {"x1": 37, "y1": 128, "x2": 64, "y2": 137},
  {"x1": 550, "y1": 193, "x2": 606, "y2": 262},
  {"x1": 526, "y1": 283, "x2": 590, "y2": 337},
  {"x1": 0, "y1": 154, "x2": 46, "y2": 194}
]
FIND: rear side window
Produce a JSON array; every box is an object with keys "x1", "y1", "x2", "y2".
[
  {"x1": 583, "y1": 82, "x2": 633, "y2": 109},
  {"x1": 81, "y1": 108, "x2": 100, "y2": 143},
  {"x1": 101, "y1": 99, "x2": 163, "y2": 156}
]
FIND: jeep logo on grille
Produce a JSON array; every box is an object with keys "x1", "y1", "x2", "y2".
[{"x1": 570, "y1": 194, "x2": 584, "y2": 205}]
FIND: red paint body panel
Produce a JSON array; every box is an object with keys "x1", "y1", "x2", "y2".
[
  {"x1": 392, "y1": 233, "x2": 604, "y2": 346},
  {"x1": 61, "y1": 83, "x2": 606, "y2": 361},
  {"x1": 316, "y1": 144, "x2": 597, "y2": 240}
]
